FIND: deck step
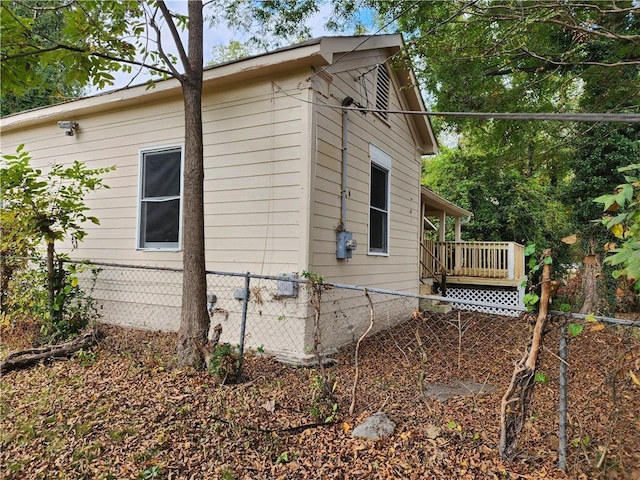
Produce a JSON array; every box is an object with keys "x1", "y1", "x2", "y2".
[{"x1": 419, "y1": 295, "x2": 452, "y2": 314}]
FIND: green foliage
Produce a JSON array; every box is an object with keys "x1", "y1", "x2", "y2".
[
  {"x1": 209, "y1": 0, "x2": 319, "y2": 50},
  {"x1": 1, "y1": 145, "x2": 110, "y2": 337},
  {"x1": 301, "y1": 270, "x2": 325, "y2": 284},
  {"x1": 309, "y1": 373, "x2": 338, "y2": 423},
  {"x1": 523, "y1": 293, "x2": 540, "y2": 312},
  {"x1": 396, "y1": 0, "x2": 637, "y2": 290},
  {"x1": 43, "y1": 261, "x2": 102, "y2": 342},
  {"x1": 558, "y1": 303, "x2": 572, "y2": 313},
  {"x1": 76, "y1": 348, "x2": 97, "y2": 367},
  {"x1": 6, "y1": 257, "x2": 102, "y2": 342},
  {"x1": 1, "y1": 145, "x2": 115, "y2": 248},
  {"x1": 422, "y1": 148, "x2": 570, "y2": 248},
  {"x1": 275, "y1": 450, "x2": 298, "y2": 465},
  {"x1": 208, "y1": 343, "x2": 240, "y2": 383},
  {"x1": 521, "y1": 244, "x2": 556, "y2": 311},
  {"x1": 568, "y1": 323, "x2": 584, "y2": 337},
  {"x1": 595, "y1": 164, "x2": 640, "y2": 288},
  {"x1": 220, "y1": 470, "x2": 237, "y2": 480},
  {"x1": 563, "y1": 124, "x2": 639, "y2": 250},
  {"x1": 372, "y1": 1, "x2": 639, "y2": 119},
  {"x1": 208, "y1": 40, "x2": 256, "y2": 65},
  {"x1": 534, "y1": 371, "x2": 550, "y2": 384},
  {"x1": 3, "y1": 258, "x2": 49, "y2": 321},
  {"x1": 0, "y1": 1, "x2": 162, "y2": 96},
  {"x1": 571, "y1": 435, "x2": 591, "y2": 448},
  {"x1": 0, "y1": 1, "x2": 84, "y2": 116},
  {"x1": 138, "y1": 465, "x2": 160, "y2": 479}
]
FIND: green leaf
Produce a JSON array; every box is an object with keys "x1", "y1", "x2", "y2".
[
  {"x1": 523, "y1": 293, "x2": 539, "y2": 311},
  {"x1": 568, "y1": 323, "x2": 583, "y2": 337},
  {"x1": 535, "y1": 371, "x2": 549, "y2": 383},
  {"x1": 593, "y1": 194, "x2": 617, "y2": 211}
]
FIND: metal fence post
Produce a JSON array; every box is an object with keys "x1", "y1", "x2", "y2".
[
  {"x1": 558, "y1": 316, "x2": 568, "y2": 471},
  {"x1": 236, "y1": 272, "x2": 250, "y2": 378}
]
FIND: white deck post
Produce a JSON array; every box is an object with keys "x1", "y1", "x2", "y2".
[
  {"x1": 507, "y1": 242, "x2": 515, "y2": 280},
  {"x1": 454, "y1": 217, "x2": 462, "y2": 274},
  {"x1": 439, "y1": 211, "x2": 446, "y2": 272}
]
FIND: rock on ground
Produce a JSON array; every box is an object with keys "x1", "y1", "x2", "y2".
[{"x1": 351, "y1": 412, "x2": 396, "y2": 440}]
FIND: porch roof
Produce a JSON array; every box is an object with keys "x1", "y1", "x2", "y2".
[{"x1": 421, "y1": 187, "x2": 472, "y2": 218}]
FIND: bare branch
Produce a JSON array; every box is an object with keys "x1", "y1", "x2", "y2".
[
  {"x1": 141, "y1": 2, "x2": 183, "y2": 81},
  {"x1": 349, "y1": 288, "x2": 375, "y2": 416},
  {"x1": 12, "y1": 0, "x2": 74, "y2": 11},
  {"x1": 156, "y1": 0, "x2": 190, "y2": 74},
  {"x1": 520, "y1": 46, "x2": 640, "y2": 68},
  {"x1": 2, "y1": 43, "x2": 174, "y2": 77}
]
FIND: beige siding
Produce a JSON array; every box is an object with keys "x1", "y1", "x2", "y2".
[
  {"x1": 0, "y1": 75, "x2": 310, "y2": 276},
  {"x1": 1, "y1": 37, "x2": 431, "y2": 361},
  {"x1": 309, "y1": 50, "x2": 422, "y2": 293}
]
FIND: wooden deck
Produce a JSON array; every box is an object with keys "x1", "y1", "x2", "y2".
[{"x1": 421, "y1": 241, "x2": 525, "y2": 288}]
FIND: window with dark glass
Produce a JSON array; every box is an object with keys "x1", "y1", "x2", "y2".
[
  {"x1": 369, "y1": 161, "x2": 389, "y2": 254},
  {"x1": 138, "y1": 147, "x2": 182, "y2": 249}
]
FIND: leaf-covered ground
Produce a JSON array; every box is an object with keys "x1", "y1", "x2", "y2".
[{"x1": 1, "y1": 313, "x2": 639, "y2": 480}]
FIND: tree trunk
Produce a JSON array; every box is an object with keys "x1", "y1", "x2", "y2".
[
  {"x1": 46, "y1": 240, "x2": 55, "y2": 310},
  {"x1": 579, "y1": 250, "x2": 603, "y2": 315},
  {"x1": 499, "y1": 249, "x2": 552, "y2": 461},
  {"x1": 176, "y1": 0, "x2": 209, "y2": 368},
  {"x1": 0, "y1": 328, "x2": 103, "y2": 374}
]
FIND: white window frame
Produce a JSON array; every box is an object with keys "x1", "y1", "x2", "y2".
[
  {"x1": 136, "y1": 145, "x2": 184, "y2": 251},
  {"x1": 368, "y1": 144, "x2": 391, "y2": 256}
]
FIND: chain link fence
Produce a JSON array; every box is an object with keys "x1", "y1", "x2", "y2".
[
  {"x1": 552, "y1": 315, "x2": 640, "y2": 478},
  {"x1": 2, "y1": 258, "x2": 639, "y2": 476}
]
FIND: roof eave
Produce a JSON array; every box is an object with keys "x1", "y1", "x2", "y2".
[{"x1": 421, "y1": 186, "x2": 472, "y2": 218}]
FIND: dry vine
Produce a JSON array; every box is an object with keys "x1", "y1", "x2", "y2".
[
  {"x1": 349, "y1": 288, "x2": 374, "y2": 415},
  {"x1": 499, "y1": 248, "x2": 552, "y2": 461}
]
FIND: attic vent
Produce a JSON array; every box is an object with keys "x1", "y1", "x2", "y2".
[{"x1": 375, "y1": 64, "x2": 390, "y2": 120}]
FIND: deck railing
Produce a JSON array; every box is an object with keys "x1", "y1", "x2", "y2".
[{"x1": 421, "y1": 241, "x2": 524, "y2": 280}]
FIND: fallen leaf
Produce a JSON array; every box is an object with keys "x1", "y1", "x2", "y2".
[
  {"x1": 261, "y1": 399, "x2": 276, "y2": 413},
  {"x1": 425, "y1": 424, "x2": 442, "y2": 440}
]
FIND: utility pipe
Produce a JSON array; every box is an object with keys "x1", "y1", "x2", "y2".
[{"x1": 341, "y1": 97, "x2": 354, "y2": 228}]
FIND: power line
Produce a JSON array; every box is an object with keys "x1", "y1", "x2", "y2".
[
  {"x1": 371, "y1": 108, "x2": 640, "y2": 123},
  {"x1": 307, "y1": 0, "x2": 422, "y2": 82},
  {"x1": 273, "y1": 83, "x2": 640, "y2": 123}
]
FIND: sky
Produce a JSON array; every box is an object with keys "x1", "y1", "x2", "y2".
[{"x1": 92, "y1": 1, "x2": 338, "y2": 94}]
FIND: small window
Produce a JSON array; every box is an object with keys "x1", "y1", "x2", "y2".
[
  {"x1": 138, "y1": 146, "x2": 183, "y2": 250},
  {"x1": 375, "y1": 64, "x2": 390, "y2": 120},
  {"x1": 369, "y1": 144, "x2": 391, "y2": 255}
]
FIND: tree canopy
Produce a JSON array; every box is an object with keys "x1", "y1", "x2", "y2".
[{"x1": 0, "y1": 0, "x2": 86, "y2": 116}]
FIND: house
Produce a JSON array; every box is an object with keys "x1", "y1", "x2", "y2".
[{"x1": 1, "y1": 35, "x2": 524, "y2": 363}]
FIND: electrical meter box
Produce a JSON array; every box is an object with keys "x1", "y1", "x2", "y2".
[{"x1": 336, "y1": 231, "x2": 357, "y2": 259}]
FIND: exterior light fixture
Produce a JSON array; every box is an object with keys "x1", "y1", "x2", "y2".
[{"x1": 57, "y1": 121, "x2": 78, "y2": 136}]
